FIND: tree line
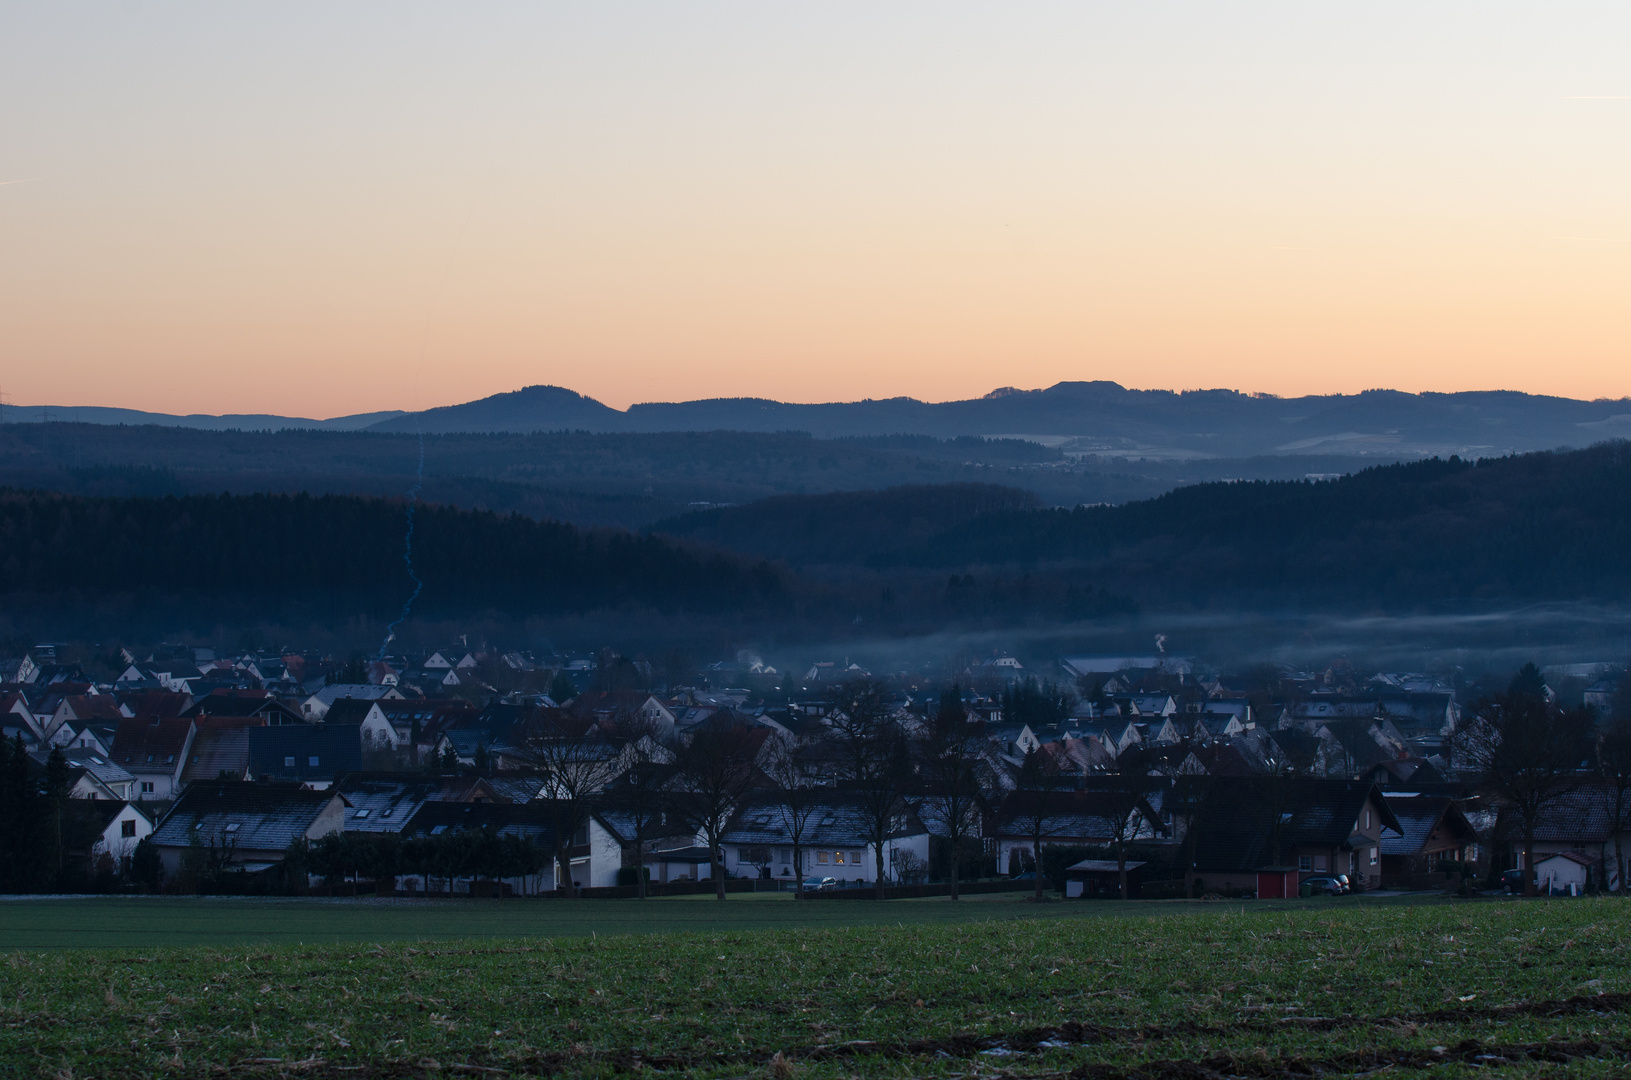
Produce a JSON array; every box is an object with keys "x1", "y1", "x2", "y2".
[{"x1": 0, "y1": 488, "x2": 784, "y2": 618}]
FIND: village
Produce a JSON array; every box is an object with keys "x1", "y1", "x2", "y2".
[{"x1": 3, "y1": 642, "x2": 1627, "y2": 903}]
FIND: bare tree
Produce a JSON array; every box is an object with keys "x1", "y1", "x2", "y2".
[
  {"x1": 915, "y1": 685, "x2": 988, "y2": 900},
  {"x1": 1104, "y1": 747, "x2": 1155, "y2": 900},
  {"x1": 1455, "y1": 678, "x2": 1595, "y2": 897},
  {"x1": 1007, "y1": 747, "x2": 1073, "y2": 901},
  {"x1": 519, "y1": 709, "x2": 623, "y2": 898},
  {"x1": 1598, "y1": 710, "x2": 1631, "y2": 894},
  {"x1": 828, "y1": 681, "x2": 914, "y2": 900},
  {"x1": 670, "y1": 722, "x2": 763, "y2": 900},
  {"x1": 761, "y1": 733, "x2": 824, "y2": 899}
]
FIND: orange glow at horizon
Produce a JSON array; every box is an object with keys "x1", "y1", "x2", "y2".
[{"x1": 2, "y1": 3, "x2": 1628, "y2": 419}]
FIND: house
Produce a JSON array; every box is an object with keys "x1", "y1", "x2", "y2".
[
  {"x1": 1378, "y1": 794, "x2": 1480, "y2": 885},
  {"x1": 300, "y1": 683, "x2": 404, "y2": 721},
  {"x1": 334, "y1": 772, "x2": 511, "y2": 833},
  {"x1": 61, "y1": 751, "x2": 138, "y2": 801},
  {"x1": 397, "y1": 802, "x2": 561, "y2": 894},
  {"x1": 179, "y1": 717, "x2": 265, "y2": 785},
  {"x1": 990, "y1": 789, "x2": 1166, "y2": 876},
  {"x1": 246, "y1": 725, "x2": 362, "y2": 788},
  {"x1": 184, "y1": 690, "x2": 304, "y2": 726},
  {"x1": 1492, "y1": 780, "x2": 1631, "y2": 891},
  {"x1": 321, "y1": 699, "x2": 402, "y2": 752},
  {"x1": 1186, "y1": 778, "x2": 1399, "y2": 893},
  {"x1": 110, "y1": 718, "x2": 196, "y2": 801},
  {"x1": 68, "y1": 799, "x2": 154, "y2": 875},
  {"x1": 720, "y1": 796, "x2": 932, "y2": 885},
  {"x1": 149, "y1": 781, "x2": 347, "y2": 880}
]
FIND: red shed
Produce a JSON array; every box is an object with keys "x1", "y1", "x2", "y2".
[{"x1": 1256, "y1": 866, "x2": 1300, "y2": 899}]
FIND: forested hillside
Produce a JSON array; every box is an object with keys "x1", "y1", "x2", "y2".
[
  {"x1": 0, "y1": 491, "x2": 782, "y2": 619},
  {"x1": 658, "y1": 443, "x2": 1631, "y2": 606}
]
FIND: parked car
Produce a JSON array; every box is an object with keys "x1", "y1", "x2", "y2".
[
  {"x1": 1302, "y1": 875, "x2": 1346, "y2": 896},
  {"x1": 1502, "y1": 869, "x2": 1536, "y2": 894},
  {"x1": 802, "y1": 876, "x2": 837, "y2": 891}
]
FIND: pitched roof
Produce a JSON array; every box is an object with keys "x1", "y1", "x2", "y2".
[
  {"x1": 1379, "y1": 794, "x2": 1477, "y2": 856},
  {"x1": 181, "y1": 724, "x2": 253, "y2": 783},
  {"x1": 111, "y1": 718, "x2": 193, "y2": 770},
  {"x1": 247, "y1": 725, "x2": 361, "y2": 781},
  {"x1": 1190, "y1": 778, "x2": 1398, "y2": 873},
  {"x1": 399, "y1": 801, "x2": 558, "y2": 846},
  {"x1": 151, "y1": 781, "x2": 342, "y2": 851}
]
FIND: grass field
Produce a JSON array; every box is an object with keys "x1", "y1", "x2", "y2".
[
  {"x1": 0, "y1": 892, "x2": 1415, "y2": 950},
  {"x1": 2, "y1": 895, "x2": 1627, "y2": 1078}
]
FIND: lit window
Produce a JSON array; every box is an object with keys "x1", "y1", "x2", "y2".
[{"x1": 833, "y1": 851, "x2": 844, "y2": 865}]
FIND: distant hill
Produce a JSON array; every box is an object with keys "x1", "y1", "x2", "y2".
[
  {"x1": 13, "y1": 381, "x2": 1631, "y2": 460},
  {"x1": 651, "y1": 483, "x2": 1040, "y2": 567},
  {"x1": 654, "y1": 442, "x2": 1631, "y2": 607}
]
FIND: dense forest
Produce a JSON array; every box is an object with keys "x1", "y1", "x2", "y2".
[
  {"x1": 0, "y1": 490, "x2": 782, "y2": 620},
  {"x1": 659, "y1": 443, "x2": 1631, "y2": 607},
  {"x1": 0, "y1": 422, "x2": 1398, "y2": 530}
]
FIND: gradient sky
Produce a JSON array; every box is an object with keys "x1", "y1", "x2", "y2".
[{"x1": 2, "y1": 3, "x2": 1628, "y2": 417}]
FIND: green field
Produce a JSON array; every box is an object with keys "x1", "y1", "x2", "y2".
[{"x1": 1, "y1": 895, "x2": 1627, "y2": 1078}]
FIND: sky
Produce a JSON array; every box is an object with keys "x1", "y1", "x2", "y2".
[{"x1": 2, "y1": 3, "x2": 1628, "y2": 418}]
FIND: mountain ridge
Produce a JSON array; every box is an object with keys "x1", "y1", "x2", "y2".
[{"x1": 10, "y1": 382, "x2": 1631, "y2": 460}]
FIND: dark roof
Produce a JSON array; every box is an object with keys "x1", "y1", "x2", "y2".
[
  {"x1": 321, "y1": 699, "x2": 378, "y2": 726},
  {"x1": 151, "y1": 781, "x2": 342, "y2": 852},
  {"x1": 1495, "y1": 780, "x2": 1625, "y2": 845},
  {"x1": 1190, "y1": 778, "x2": 1399, "y2": 873},
  {"x1": 399, "y1": 801, "x2": 558, "y2": 846},
  {"x1": 184, "y1": 693, "x2": 302, "y2": 724},
  {"x1": 1379, "y1": 795, "x2": 1478, "y2": 856},
  {"x1": 111, "y1": 718, "x2": 193, "y2": 770},
  {"x1": 114, "y1": 690, "x2": 193, "y2": 719},
  {"x1": 993, "y1": 789, "x2": 1162, "y2": 843},
  {"x1": 722, "y1": 794, "x2": 926, "y2": 848},
  {"x1": 247, "y1": 725, "x2": 361, "y2": 781},
  {"x1": 181, "y1": 725, "x2": 253, "y2": 783}
]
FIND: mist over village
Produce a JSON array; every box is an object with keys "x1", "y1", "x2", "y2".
[{"x1": 3, "y1": 4, "x2": 1630, "y2": 1077}]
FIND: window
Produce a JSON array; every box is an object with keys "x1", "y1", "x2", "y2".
[
  {"x1": 1298, "y1": 856, "x2": 1312, "y2": 871},
  {"x1": 121, "y1": 819, "x2": 136, "y2": 838},
  {"x1": 1364, "y1": 810, "x2": 1372, "y2": 829},
  {"x1": 817, "y1": 851, "x2": 828, "y2": 864},
  {"x1": 308, "y1": 755, "x2": 320, "y2": 767},
  {"x1": 141, "y1": 782, "x2": 154, "y2": 794},
  {"x1": 354, "y1": 809, "x2": 371, "y2": 819},
  {"x1": 1369, "y1": 846, "x2": 1378, "y2": 866},
  {"x1": 284, "y1": 756, "x2": 296, "y2": 768},
  {"x1": 224, "y1": 822, "x2": 240, "y2": 833},
  {"x1": 833, "y1": 851, "x2": 844, "y2": 865},
  {"x1": 851, "y1": 851, "x2": 862, "y2": 866},
  {"x1": 1314, "y1": 855, "x2": 1328, "y2": 871}
]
